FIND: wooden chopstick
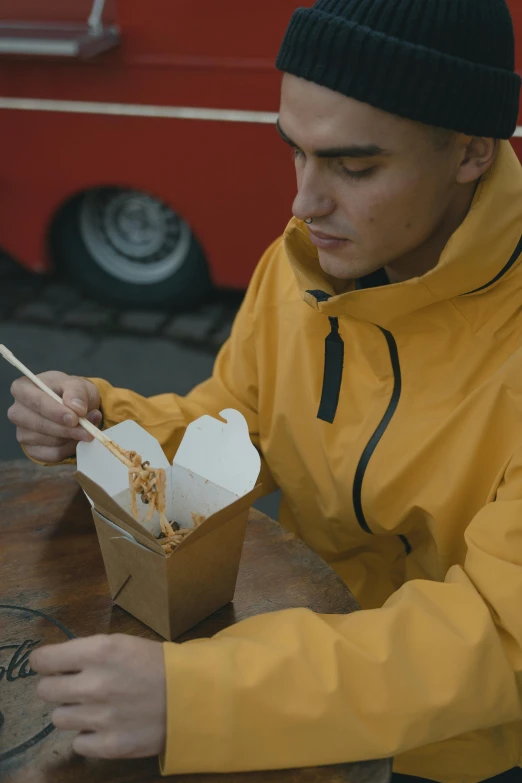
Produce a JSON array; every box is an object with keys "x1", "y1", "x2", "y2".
[{"x1": 0, "y1": 344, "x2": 132, "y2": 468}]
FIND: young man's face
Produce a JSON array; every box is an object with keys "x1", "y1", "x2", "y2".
[{"x1": 278, "y1": 74, "x2": 472, "y2": 284}]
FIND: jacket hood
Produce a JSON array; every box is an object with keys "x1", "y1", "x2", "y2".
[{"x1": 284, "y1": 141, "x2": 522, "y2": 326}]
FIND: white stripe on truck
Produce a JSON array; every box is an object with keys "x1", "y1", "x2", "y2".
[
  {"x1": 0, "y1": 97, "x2": 278, "y2": 124},
  {"x1": 0, "y1": 97, "x2": 520, "y2": 139}
]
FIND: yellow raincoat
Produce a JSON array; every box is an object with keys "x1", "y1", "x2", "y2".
[{"x1": 83, "y1": 141, "x2": 522, "y2": 781}]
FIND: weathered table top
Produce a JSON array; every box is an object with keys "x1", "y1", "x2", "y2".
[{"x1": 0, "y1": 460, "x2": 391, "y2": 783}]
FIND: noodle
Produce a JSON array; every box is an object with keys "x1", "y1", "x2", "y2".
[{"x1": 106, "y1": 441, "x2": 204, "y2": 554}]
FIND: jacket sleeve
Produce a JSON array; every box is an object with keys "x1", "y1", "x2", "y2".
[
  {"x1": 159, "y1": 450, "x2": 522, "y2": 775},
  {"x1": 24, "y1": 242, "x2": 279, "y2": 495}
]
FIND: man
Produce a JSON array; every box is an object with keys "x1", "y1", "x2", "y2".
[{"x1": 7, "y1": 0, "x2": 522, "y2": 781}]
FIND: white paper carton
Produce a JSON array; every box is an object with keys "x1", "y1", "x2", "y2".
[{"x1": 74, "y1": 409, "x2": 262, "y2": 640}]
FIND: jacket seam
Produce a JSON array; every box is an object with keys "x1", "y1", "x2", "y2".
[
  {"x1": 459, "y1": 233, "x2": 522, "y2": 296},
  {"x1": 448, "y1": 298, "x2": 522, "y2": 364}
]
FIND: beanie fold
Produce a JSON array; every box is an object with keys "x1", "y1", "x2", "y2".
[{"x1": 276, "y1": 8, "x2": 521, "y2": 139}]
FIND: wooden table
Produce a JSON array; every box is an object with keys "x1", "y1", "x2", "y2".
[{"x1": 0, "y1": 460, "x2": 391, "y2": 783}]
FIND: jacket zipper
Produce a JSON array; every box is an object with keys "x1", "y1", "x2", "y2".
[
  {"x1": 352, "y1": 327, "x2": 403, "y2": 532},
  {"x1": 307, "y1": 291, "x2": 411, "y2": 554}
]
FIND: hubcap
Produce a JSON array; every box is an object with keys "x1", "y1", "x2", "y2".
[{"x1": 79, "y1": 188, "x2": 192, "y2": 285}]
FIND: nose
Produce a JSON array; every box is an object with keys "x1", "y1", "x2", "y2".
[{"x1": 292, "y1": 162, "x2": 336, "y2": 223}]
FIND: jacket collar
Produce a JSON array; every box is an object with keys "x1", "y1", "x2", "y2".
[{"x1": 284, "y1": 141, "x2": 522, "y2": 326}]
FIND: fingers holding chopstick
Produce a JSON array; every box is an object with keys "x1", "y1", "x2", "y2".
[
  {"x1": 9, "y1": 407, "x2": 102, "y2": 463},
  {"x1": 9, "y1": 406, "x2": 101, "y2": 442},
  {"x1": 7, "y1": 370, "x2": 102, "y2": 463},
  {"x1": 10, "y1": 372, "x2": 98, "y2": 425}
]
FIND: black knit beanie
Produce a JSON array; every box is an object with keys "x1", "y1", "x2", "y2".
[{"x1": 276, "y1": 0, "x2": 521, "y2": 139}]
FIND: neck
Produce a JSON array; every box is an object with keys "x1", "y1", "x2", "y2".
[{"x1": 384, "y1": 182, "x2": 477, "y2": 284}]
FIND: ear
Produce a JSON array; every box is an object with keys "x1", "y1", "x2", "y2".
[{"x1": 456, "y1": 137, "x2": 499, "y2": 185}]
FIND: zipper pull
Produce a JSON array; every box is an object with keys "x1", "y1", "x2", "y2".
[
  {"x1": 307, "y1": 290, "x2": 345, "y2": 424},
  {"x1": 318, "y1": 316, "x2": 344, "y2": 423}
]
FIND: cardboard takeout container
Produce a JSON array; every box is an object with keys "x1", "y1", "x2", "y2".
[{"x1": 75, "y1": 409, "x2": 262, "y2": 640}]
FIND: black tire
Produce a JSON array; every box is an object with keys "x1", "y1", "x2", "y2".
[{"x1": 51, "y1": 189, "x2": 212, "y2": 310}]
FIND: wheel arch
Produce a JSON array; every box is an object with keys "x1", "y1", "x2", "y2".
[
  {"x1": 47, "y1": 182, "x2": 201, "y2": 264},
  {"x1": 48, "y1": 184, "x2": 212, "y2": 309}
]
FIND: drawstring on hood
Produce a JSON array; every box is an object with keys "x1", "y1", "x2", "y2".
[{"x1": 306, "y1": 290, "x2": 344, "y2": 424}]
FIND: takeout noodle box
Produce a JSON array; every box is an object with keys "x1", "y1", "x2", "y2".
[{"x1": 75, "y1": 409, "x2": 262, "y2": 640}]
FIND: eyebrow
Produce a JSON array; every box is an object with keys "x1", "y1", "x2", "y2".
[{"x1": 276, "y1": 119, "x2": 390, "y2": 159}]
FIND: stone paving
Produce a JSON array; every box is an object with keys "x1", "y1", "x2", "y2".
[{"x1": 0, "y1": 253, "x2": 241, "y2": 352}]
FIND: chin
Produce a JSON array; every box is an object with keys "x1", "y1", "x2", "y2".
[{"x1": 317, "y1": 249, "x2": 373, "y2": 282}]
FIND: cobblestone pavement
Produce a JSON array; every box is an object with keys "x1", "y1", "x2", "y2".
[{"x1": 0, "y1": 253, "x2": 242, "y2": 353}]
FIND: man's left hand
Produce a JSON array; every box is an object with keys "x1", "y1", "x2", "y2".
[{"x1": 30, "y1": 634, "x2": 167, "y2": 760}]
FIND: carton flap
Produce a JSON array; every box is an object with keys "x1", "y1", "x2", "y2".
[
  {"x1": 95, "y1": 509, "x2": 166, "y2": 557},
  {"x1": 77, "y1": 420, "x2": 170, "y2": 489},
  {"x1": 170, "y1": 467, "x2": 238, "y2": 529},
  {"x1": 174, "y1": 409, "x2": 261, "y2": 496},
  {"x1": 75, "y1": 471, "x2": 164, "y2": 554},
  {"x1": 175, "y1": 483, "x2": 263, "y2": 553},
  {"x1": 76, "y1": 420, "x2": 171, "y2": 538}
]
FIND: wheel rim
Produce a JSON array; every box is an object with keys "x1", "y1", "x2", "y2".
[{"x1": 79, "y1": 188, "x2": 192, "y2": 285}]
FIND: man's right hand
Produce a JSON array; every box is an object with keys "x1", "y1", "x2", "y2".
[{"x1": 8, "y1": 372, "x2": 102, "y2": 463}]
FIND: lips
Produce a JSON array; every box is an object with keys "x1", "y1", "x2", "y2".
[
  {"x1": 308, "y1": 229, "x2": 351, "y2": 250},
  {"x1": 309, "y1": 229, "x2": 347, "y2": 241}
]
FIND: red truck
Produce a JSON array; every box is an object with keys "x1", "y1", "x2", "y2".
[{"x1": 0, "y1": 0, "x2": 520, "y2": 308}]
